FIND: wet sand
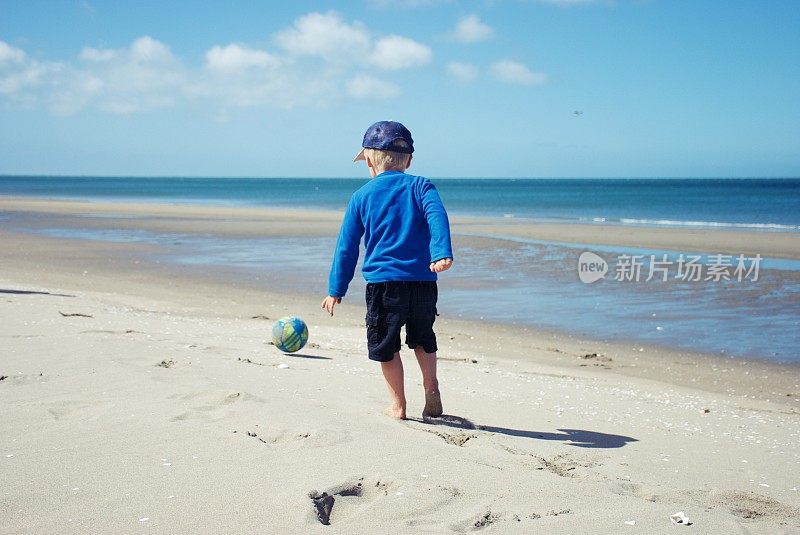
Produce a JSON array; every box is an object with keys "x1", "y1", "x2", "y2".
[{"x1": 2, "y1": 196, "x2": 799, "y2": 259}]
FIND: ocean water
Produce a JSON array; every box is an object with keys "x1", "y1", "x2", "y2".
[
  {"x1": 2, "y1": 176, "x2": 799, "y2": 363},
  {"x1": 2, "y1": 176, "x2": 800, "y2": 230}
]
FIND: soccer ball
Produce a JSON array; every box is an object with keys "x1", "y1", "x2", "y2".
[{"x1": 272, "y1": 316, "x2": 309, "y2": 353}]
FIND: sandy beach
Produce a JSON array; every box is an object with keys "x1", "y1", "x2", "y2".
[{"x1": 2, "y1": 198, "x2": 799, "y2": 533}]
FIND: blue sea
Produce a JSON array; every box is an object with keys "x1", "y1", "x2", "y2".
[
  {"x1": 2, "y1": 176, "x2": 799, "y2": 363},
  {"x1": 2, "y1": 176, "x2": 800, "y2": 230}
]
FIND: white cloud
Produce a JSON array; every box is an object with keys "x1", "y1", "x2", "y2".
[
  {"x1": 274, "y1": 11, "x2": 370, "y2": 62},
  {"x1": 449, "y1": 14, "x2": 493, "y2": 43},
  {"x1": 197, "y1": 52, "x2": 309, "y2": 109},
  {"x1": 370, "y1": 35, "x2": 432, "y2": 70},
  {"x1": 446, "y1": 62, "x2": 478, "y2": 84},
  {"x1": 129, "y1": 36, "x2": 174, "y2": 64},
  {"x1": 86, "y1": 36, "x2": 184, "y2": 112},
  {"x1": 0, "y1": 14, "x2": 443, "y2": 115},
  {"x1": 0, "y1": 59, "x2": 60, "y2": 97},
  {"x1": 0, "y1": 36, "x2": 185, "y2": 114},
  {"x1": 490, "y1": 59, "x2": 547, "y2": 86},
  {"x1": 0, "y1": 42, "x2": 65, "y2": 108},
  {"x1": 80, "y1": 47, "x2": 117, "y2": 62},
  {"x1": 205, "y1": 44, "x2": 280, "y2": 73},
  {"x1": 0, "y1": 41, "x2": 27, "y2": 64},
  {"x1": 346, "y1": 74, "x2": 401, "y2": 99}
]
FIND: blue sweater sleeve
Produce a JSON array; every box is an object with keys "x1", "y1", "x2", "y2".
[
  {"x1": 418, "y1": 179, "x2": 453, "y2": 262},
  {"x1": 327, "y1": 198, "x2": 364, "y2": 297}
]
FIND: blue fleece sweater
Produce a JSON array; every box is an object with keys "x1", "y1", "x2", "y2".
[{"x1": 327, "y1": 171, "x2": 453, "y2": 298}]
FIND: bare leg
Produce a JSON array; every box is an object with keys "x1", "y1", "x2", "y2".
[
  {"x1": 380, "y1": 352, "x2": 406, "y2": 419},
  {"x1": 415, "y1": 347, "x2": 442, "y2": 417}
]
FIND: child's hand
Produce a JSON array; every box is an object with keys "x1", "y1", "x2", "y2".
[
  {"x1": 321, "y1": 296, "x2": 342, "y2": 316},
  {"x1": 430, "y1": 258, "x2": 453, "y2": 273}
]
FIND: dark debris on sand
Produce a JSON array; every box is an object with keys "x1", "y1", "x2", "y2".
[
  {"x1": 473, "y1": 510, "x2": 500, "y2": 529},
  {"x1": 309, "y1": 492, "x2": 335, "y2": 525},
  {"x1": 579, "y1": 352, "x2": 612, "y2": 362},
  {"x1": 309, "y1": 481, "x2": 365, "y2": 525},
  {"x1": 246, "y1": 431, "x2": 267, "y2": 444},
  {"x1": 58, "y1": 311, "x2": 93, "y2": 318},
  {"x1": 155, "y1": 359, "x2": 176, "y2": 368},
  {"x1": 238, "y1": 357, "x2": 264, "y2": 366},
  {"x1": 578, "y1": 352, "x2": 613, "y2": 369}
]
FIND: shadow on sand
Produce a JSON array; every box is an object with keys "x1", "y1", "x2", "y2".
[
  {"x1": 410, "y1": 414, "x2": 637, "y2": 449},
  {"x1": 286, "y1": 353, "x2": 332, "y2": 360},
  {"x1": 0, "y1": 289, "x2": 75, "y2": 297}
]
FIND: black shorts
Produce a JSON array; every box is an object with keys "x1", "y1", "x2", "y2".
[{"x1": 365, "y1": 281, "x2": 438, "y2": 362}]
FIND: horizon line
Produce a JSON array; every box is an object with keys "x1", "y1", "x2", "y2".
[{"x1": 2, "y1": 174, "x2": 799, "y2": 180}]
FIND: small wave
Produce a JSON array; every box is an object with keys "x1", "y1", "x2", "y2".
[{"x1": 617, "y1": 218, "x2": 799, "y2": 231}]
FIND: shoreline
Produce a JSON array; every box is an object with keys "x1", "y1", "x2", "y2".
[
  {"x1": 2, "y1": 195, "x2": 800, "y2": 260},
  {"x1": 2, "y1": 196, "x2": 800, "y2": 364},
  {"x1": 2, "y1": 196, "x2": 800, "y2": 365},
  {"x1": 1, "y1": 226, "x2": 797, "y2": 406}
]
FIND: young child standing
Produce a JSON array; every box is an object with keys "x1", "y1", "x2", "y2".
[{"x1": 321, "y1": 120, "x2": 453, "y2": 420}]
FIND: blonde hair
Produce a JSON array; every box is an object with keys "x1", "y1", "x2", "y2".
[{"x1": 364, "y1": 140, "x2": 412, "y2": 173}]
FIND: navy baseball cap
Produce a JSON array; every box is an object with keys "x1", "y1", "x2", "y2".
[{"x1": 353, "y1": 120, "x2": 414, "y2": 162}]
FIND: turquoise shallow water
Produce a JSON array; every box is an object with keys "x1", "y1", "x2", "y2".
[{"x1": 2, "y1": 176, "x2": 799, "y2": 363}]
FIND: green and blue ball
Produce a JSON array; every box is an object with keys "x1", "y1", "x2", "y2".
[{"x1": 272, "y1": 316, "x2": 309, "y2": 353}]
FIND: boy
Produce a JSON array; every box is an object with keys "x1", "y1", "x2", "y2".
[{"x1": 321, "y1": 120, "x2": 453, "y2": 420}]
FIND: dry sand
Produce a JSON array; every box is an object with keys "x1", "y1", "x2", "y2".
[{"x1": 1, "y1": 199, "x2": 799, "y2": 534}]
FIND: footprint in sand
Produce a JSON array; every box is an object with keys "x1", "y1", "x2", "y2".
[
  {"x1": 404, "y1": 486, "x2": 467, "y2": 529},
  {"x1": 0, "y1": 372, "x2": 45, "y2": 385},
  {"x1": 308, "y1": 478, "x2": 390, "y2": 526},
  {"x1": 449, "y1": 509, "x2": 512, "y2": 532},
  {"x1": 608, "y1": 480, "x2": 660, "y2": 503},
  {"x1": 469, "y1": 510, "x2": 502, "y2": 530},
  {"x1": 705, "y1": 490, "x2": 799, "y2": 524},
  {"x1": 45, "y1": 400, "x2": 115, "y2": 422},
  {"x1": 418, "y1": 427, "x2": 477, "y2": 447},
  {"x1": 240, "y1": 429, "x2": 310, "y2": 446},
  {"x1": 450, "y1": 507, "x2": 571, "y2": 532},
  {"x1": 170, "y1": 405, "x2": 222, "y2": 422},
  {"x1": 533, "y1": 453, "x2": 599, "y2": 478},
  {"x1": 169, "y1": 390, "x2": 264, "y2": 422},
  {"x1": 222, "y1": 392, "x2": 242, "y2": 404},
  {"x1": 493, "y1": 441, "x2": 602, "y2": 479},
  {"x1": 239, "y1": 428, "x2": 350, "y2": 451}
]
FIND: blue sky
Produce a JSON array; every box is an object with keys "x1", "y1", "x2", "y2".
[{"x1": 1, "y1": 0, "x2": 798, "y2": 177}]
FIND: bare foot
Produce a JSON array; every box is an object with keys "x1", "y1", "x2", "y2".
[
  {"x1": 423, "y1": 390, "x2": 443, "y2": 418},
  {"x1": 383, "y1": 405, "x2": 407, "y2": 420}
]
